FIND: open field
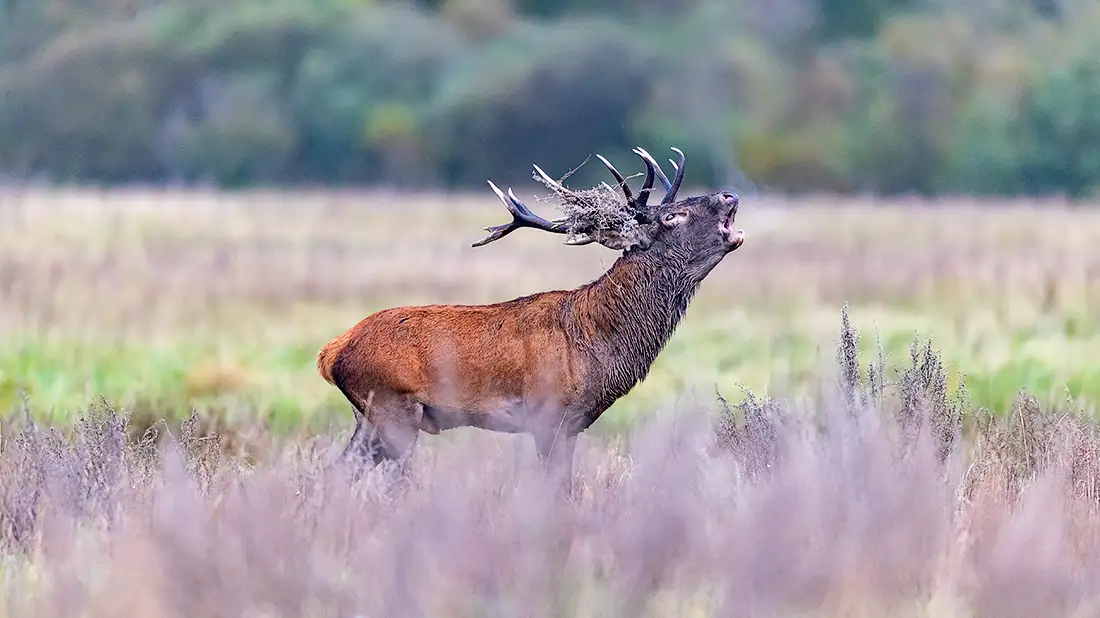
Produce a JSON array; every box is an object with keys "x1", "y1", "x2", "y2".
[
  {"x1": 4, "y1": 189, "x2": 1100, "y2": 615},
  {"x1": 2, "y1": 188, "x2": 1100, "y2": 434}
]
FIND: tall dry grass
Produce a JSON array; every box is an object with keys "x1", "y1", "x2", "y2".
[
  {"x1": 4, "y1": 189, "x2": 1100, "y2": 333},
  {"x1": 3, "y1": 309, "x2": 1100, "y2": 617}
]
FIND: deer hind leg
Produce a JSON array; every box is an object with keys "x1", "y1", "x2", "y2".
[
  {"x1": 338, "y1": 390, "x2": 419, "y2": 469},
  {"x1": 339, "y1": 396, "x2": 386, "y2": 467},
  {"x1": 366, "y1": 395, "x2": 423, "y2": 469},
  {"x1": 372, "y1": 418, "x2": 420, "y2": 468}
]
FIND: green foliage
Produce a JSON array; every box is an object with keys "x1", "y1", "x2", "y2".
[
  {"x1": 962, "y1": 49, "x2": 1100, "y2": 197},
  {"x1": 164, "y1": 76, "x2": 297, "y2": 186},
  {"x1": 814, "y1": 0, "x2": 914, "y2": 40},
  {"x1": 426, "y1": 17, "x2": 657, "y2": 188},
  {"x1": 0, "y1": 0, "x2": 1099, "y2": 196}
]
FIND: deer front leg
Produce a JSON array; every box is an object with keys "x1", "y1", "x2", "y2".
[{"x1": 533, "y1": 429, "x2": 577, "y2": 499}]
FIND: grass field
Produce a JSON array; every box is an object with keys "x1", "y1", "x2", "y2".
[
  {"x1": 1, "y1": 314, "x2": 1099, "y2": 617},
  {"x1": 4, "y1": 188, "x2": 1100, "y2": 616},
  {"x1": 2, "y1": 188, "x2": 1099, "y2": 433}
]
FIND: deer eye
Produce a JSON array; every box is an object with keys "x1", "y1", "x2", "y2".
[{"x1": 661, "y1": 211, "x2": 688, "y2": 228}]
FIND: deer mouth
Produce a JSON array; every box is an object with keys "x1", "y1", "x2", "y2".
[{"x1": 719, "y1": 204, "x2": 744, "y2": 248}]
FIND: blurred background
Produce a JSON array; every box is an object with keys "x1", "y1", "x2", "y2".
[
  {"x1": 7, "y1": 4, "x2": 1100, "y2": 613},
  {"x1": 1, "y1": 0, "x2": 1099, "y2": 434},
  {"x1": 2, "y1": 0, "x2": 1099, "y2": 196}
]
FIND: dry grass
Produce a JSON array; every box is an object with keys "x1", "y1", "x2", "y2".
[
  {"x1": 4, "y1": 188, "x2": 1099, "y2": 329},
  {"x1": 2, "y1": 315, "x2": 1100, "y2": 617}
]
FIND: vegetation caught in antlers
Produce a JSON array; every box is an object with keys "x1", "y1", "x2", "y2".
[{"x1": 474, "y1": 147, "x2": 689, "y2": 249}]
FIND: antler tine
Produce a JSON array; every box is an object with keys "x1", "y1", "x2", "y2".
[
  {"x1": 661, "y1": 147, "x2": 686, "y2": 204},
  {"x1": 631, "y1": 149, "x2": 663, "y2": 211},
  {"x1": 632, "y1": 147, "x2": 672, "y2": 193},
  {"x1": 564, "y1": 234, "x2": 598, "y2": 246},
  {"x1": 595, "y1": 154, "x2": 634, "y2": 203},
  {"x1": 597, "y1": 153, "x2": 653, "y2": 223},
  {"x1": 625, "y1": 148, "x2": 658, "y2": 212},
  {"x1": 473, "y1": 180, "x2": 571, "y2": 248},
  {"x1": 533, "y1": 164, "x2": 590, "y2": 205}
]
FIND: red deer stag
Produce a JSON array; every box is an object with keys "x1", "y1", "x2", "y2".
[{"x1": 317, "y1": 146, "x2": 745, "y2": 485}]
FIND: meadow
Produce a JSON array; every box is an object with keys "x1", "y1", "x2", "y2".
[
  {"x1": 3, "y1": 188, "x2": 1100, "y2": 616},
  {"x1": 3, "y1": 188, "x2": 1099, "y2": 433}
]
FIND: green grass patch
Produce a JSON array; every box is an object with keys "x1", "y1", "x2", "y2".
[{"x1": 6, "y1": 303, "x2": 1100, "y2": 436}]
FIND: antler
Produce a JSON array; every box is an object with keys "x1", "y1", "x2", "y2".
[
  {"x1": 473, "y1": 180, "x2": 596, "y2": 248},
  {"x1": 662, "y1": 147, "x2": 686, "y2": 204},
  {"x1": 595, "y1": 153, "x2": 652, "y2": 223},
  {"x1": 595, "y1": 146, "x2": 686, "y2": 219},
  {"x1": 532, "y1": 164, "x2": 592, "y2": 208},
  {"x1": 630, "y1": 147, "x2": 685, "y2": 205},
  {"x1": 473, "y1": 146, "x2": 687, "y2": 248}
]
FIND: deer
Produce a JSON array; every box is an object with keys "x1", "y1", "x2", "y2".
[{"x1": 317, "y1": 145, "x2": 745, "y2": 489}]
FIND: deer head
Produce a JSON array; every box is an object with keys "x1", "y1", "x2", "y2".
[{"x1": 472, "y1": 147, "x2": 745, "y2": 271}]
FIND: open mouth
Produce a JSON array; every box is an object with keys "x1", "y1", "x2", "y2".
[{"x1": 718, "y1": 204, "x2": 744, "y2": 247}]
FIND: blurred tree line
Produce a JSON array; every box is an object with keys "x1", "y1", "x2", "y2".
[{"x1": 2, "y1": 0, "x2": 1100, "y2": 197}]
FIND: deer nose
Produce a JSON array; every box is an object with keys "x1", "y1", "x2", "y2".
[{"x1": 719, "y1": 191, "x2": 739, "y2": 207}]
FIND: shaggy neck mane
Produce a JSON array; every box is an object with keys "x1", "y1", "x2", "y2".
[{"x1": 567, "y1": 247, "x2": 702, "y2": 406}]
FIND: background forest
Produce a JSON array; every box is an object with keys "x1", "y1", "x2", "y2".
[{"x1": 3, "y1": 0, "x2": 1100, "y2": 197}]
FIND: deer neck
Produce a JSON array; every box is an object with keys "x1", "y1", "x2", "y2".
[{"x1": 569, "y1": 248, "x2": 702, "y2": 405}]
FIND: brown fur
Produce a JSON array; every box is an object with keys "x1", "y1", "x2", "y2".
[{"x1": 316, "y1": 329, "x2": 353, "y2": 386}]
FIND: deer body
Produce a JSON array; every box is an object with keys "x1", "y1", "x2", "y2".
[{"x1": 319, "y1": 146, "x2": 745, "y2": 486}]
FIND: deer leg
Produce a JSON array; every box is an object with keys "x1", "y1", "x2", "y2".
[
  {"x1": 337, "y1": 401, "x2": 381, "y2": 466},
  {"x1": 342, "y1": 424, "x2": 388, "y2": 467},
  {"x1": 374, "y1": 422, "x2": 419, "y2": 463},
  {"x1": 339, "y1": 393, "x2": 420, "y2": 472},
  {"x1": 533, "y1": 429, "x2": 577, "y2": 499},
  {"x1": 370, "y1": 400, "x2": 422, "y2": 469}
]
